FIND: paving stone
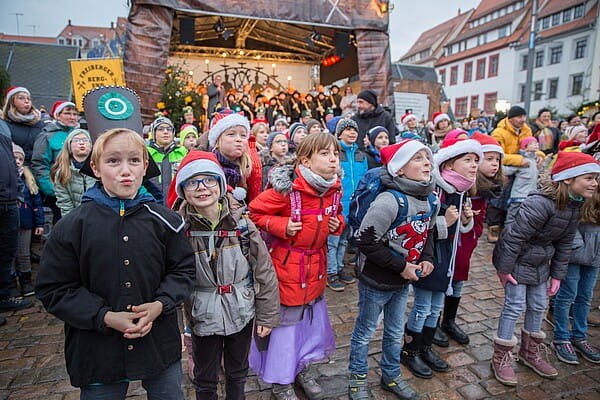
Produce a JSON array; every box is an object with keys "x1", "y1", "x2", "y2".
[
  {"x1": 436, "y1": 367, "x2": 478, "y2": 389},
  {"x1": 515, "y1": 385, "x2": 548, "y2": 400},
  {"x1": 456, "y1": 383, "x2": 488, "y2": 399},
  {"x1": 427, "y1": 389, "x2": 464, "y2": 400},
  {"x1": 445, "y1": 352, "x2": 476, "y2": 368}
]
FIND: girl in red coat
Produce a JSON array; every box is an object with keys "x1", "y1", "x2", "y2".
[
  {"x1": 435, "y1": 133, "x2": 505, "y2": 347},
  {"x1": 249, "y1": 133, "x2": 345, "y2": 400}
]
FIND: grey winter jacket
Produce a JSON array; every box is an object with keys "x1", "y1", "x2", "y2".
[
  {"x1": 180, "y1": 194, "x2": 280, "y2": 337},
  {"x1": 493, "y1": 175, "x2": 584, "y2": 284},
  {"x1": 570, "y1": 223, "x2": 600, "y2": 267},
  {"x1": 55, "y1": 164, "x2": 98, "y2": 216},
  {"x1": 503, "y1": 151, "x2": 539, "y2": 200}
]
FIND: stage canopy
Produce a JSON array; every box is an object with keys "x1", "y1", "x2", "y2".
[{"x1": 124, "y1": 0, "x2": 393, "y2": 121}]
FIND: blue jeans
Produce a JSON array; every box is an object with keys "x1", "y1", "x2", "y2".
[
  {"x1": 449, "y1": 280, "x2": 465, "y2": 298},
  {"x1": 406, "y1": 287, "x2": 445, "y2": 332},
  {"x1": 0, "y1": 202, "x2": 19, "y2": 300},
  {"x1": 79, "y1": 362, "x2": 184, "y2": 400},
  {"x1": 327, "y1": 226, "x2": 350, "y2": 275},
  {"x1": 553, "y1": 263, "x2": 600, "y2": 342},
  {"x1": 497, "y1": 281, "x2": 546, "y2": 340},
  {"x1": 349, "y1": 281, "x2": 409, "y2": 379}
]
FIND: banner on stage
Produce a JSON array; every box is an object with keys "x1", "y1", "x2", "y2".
[{"x1": 70, "y1": 58, "x2": 126, "y2": 110}]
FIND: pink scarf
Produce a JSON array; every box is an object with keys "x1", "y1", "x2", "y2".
[{"x1": 441, "y1": 168, "x2": 475, "y2": 192}]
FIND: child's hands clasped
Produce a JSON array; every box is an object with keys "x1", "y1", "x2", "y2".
[
  {"x1": 103, "y1": 301, "x2": 164, "y2": 339},
  {"x1": 328, "y1": 217, "x2": 341, "y2": 233},
  {"x1": 286, "y1": 219, "x2": 302, "y2": 236},
  {"x1": 418, "y1": 261, "x2": 434, "y2": 278},
  {"x1": 401, "y1": 262, "x2": 422, "y2": 281}
]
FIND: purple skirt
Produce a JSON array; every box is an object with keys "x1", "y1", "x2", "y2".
[{"x1": 249, "y1": 297, "x2": 335, "y2": 384}]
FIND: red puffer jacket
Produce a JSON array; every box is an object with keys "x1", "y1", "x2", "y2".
[
  {"x1": 249, "y1": 164, "x2": 345, "y2": 306},
  {"x1": 246, "y1": 135, "x2": 263, "y2": 202}
]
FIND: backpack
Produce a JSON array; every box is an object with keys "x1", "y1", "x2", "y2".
[{"x1": 348, "y1": 167, "x2": 437, "y2": 240}]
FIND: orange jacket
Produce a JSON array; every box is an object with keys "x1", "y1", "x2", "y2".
[{"x1": 249, "y1": 165, "x2": 345, "y2": 306}]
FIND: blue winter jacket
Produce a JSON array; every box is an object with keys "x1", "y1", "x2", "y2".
[{"x1": 339, "y1": 140, "x2": 369, "y2": 218}]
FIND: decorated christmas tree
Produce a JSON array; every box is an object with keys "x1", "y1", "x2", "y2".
[{"x1": 156, "y1": 63, "x2": 202, "y2": 125}]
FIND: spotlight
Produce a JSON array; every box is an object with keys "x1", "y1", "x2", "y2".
[
  {"x1": 213, "y1": 19, "x2": 225, "y2": 33},
  {"x1": 222, "y1": 29, "x2": 233, "y2": 40},
  {"x1": 311, "y1": 31, "x2": 322, "y2": 42}
]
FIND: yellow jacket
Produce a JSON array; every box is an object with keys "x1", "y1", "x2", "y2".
[{"x1": 491, "y1": 117, "x2": 533, "y2": 167}]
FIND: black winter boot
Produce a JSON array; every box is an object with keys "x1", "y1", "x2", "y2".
[
  {"x1": 401, "y1": 327, "x2": 433, "y2": 379},
  {"x1": 18, "y1": 272, "x2": 35, "y2": 297},
  {"x1": 441, "y1": 296, "x2": 469, "y2": 344},
  {"x1": 420, "y1": 326, "x2": 450, "y2": 372},
  {"x1": 432, "y1": 316, "x2": 449, "y2": 347}
]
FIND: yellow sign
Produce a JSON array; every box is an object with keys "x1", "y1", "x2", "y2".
[{"x1": 70, "y1": 58, "x2": 125, "y2": 110}]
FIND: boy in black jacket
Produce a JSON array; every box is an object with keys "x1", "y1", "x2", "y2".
[
  {"x1": 36, "y1": 128, "x2": 195, "y2": 399},
  {"x1": 347, "y1": 139, "x2": 439, "y2": 400}
]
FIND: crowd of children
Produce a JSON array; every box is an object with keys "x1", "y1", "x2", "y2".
[{"x1": 2, "y1": 82, "x2": 600, "y2": 400}]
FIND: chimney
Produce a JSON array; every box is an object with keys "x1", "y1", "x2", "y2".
[
  {"x1": 458, "y1": 8, "x2": 461, "y2": 15},
  {"x1": 110, "y1": 21, "x2": 114, "y2": 29},
  {"x1": 68, "y1": 19, "x2": 72, "y2": 26}
]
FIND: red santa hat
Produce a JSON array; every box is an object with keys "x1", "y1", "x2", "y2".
[
  {"x1": 432, "y1": 111, "x2": 450, "y2": 126},
  {"x1": 5, "y1": 86, "x2": 30, "y2": 105},
  {"x1": 401, "y1": 112, "x2": 417, "y2": 126},
  {"x1": 434, "y1": 138, "x2": 483, "y2": 168},
  {"x1": 550, "y1": 151, "x2": 600, "y2": 182},
  {"x1": 380, "y1": 139, "x2": 432, "y2": 176},
  {"x1": 471, "y1": 132, "x2": 504, "y2": 158},
  {"x1": 51, "y1": 100, "x2": 77, "y2": 119},
  {"x1": 208, "y1": 113, "x2": 250, "y2": 149},
  {"x1": 167, "y1": 150, "x2": 228, "y2": 207}
]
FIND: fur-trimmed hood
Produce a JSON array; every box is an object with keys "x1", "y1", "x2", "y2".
[
  {"x1": 268, "y1": 160, "x2": 344, "y2": 194},
  {"x1": 536, "y1": 172, "x2": 557, "y2": 200}
]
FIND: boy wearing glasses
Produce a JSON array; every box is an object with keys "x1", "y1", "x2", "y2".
[
  {"x1": 36, "y1": 128, "x2": 196, "y2": 399},
  {"x1": 147, "y1": 117, "x2": 188, "y2": 202},
  {"x1": 170, "y1": 150, "x2": 279, "y2": 399}
]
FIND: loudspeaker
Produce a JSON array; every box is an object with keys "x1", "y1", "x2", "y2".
[
  {"x1": 334, "y1": 31, "x2": 350, "y2": 58},
  {"x1": 180, "y1": 17, "x2": 195, "y2": 45}
]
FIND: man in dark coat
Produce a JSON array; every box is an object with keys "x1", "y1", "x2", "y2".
[{"x1": 352, "y1": 90, "x2": 397, "y2": 149}]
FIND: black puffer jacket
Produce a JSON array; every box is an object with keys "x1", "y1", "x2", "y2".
[
  {"x1": 492, "y1": 174, "x2": 583, "y2": 285},
  {"x1": 352, "y1": 105, "x2": 397, "y2": 149}
]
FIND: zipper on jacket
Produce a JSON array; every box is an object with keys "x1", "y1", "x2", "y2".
[{"x1": 303, "y1": 196, "x2": 324, "y2": 305}]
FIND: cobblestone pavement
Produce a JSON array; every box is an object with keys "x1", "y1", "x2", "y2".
[{"x1": 1, "y1": 239, "x2": 600, "y2": 399}]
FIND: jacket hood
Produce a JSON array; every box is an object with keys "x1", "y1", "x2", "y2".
[
  {"x1": 81, "y1": 183, "x2": 155, "y2": 213},
  {"x1": 268, "y1": 161, "x2": 342, "y2": 195},
  {"x1": 536, "y1": 172, "x2": 557, "y2": 200},
  {"x1": 432, "y1": 166, "x2": 459, "y2": 194}
]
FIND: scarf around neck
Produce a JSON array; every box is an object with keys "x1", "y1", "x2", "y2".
[
  {"x1": 213, "y1": 150, "x2": 243, "y2": 188},
  {"x1": 7, "y1": 108, "x2": 41, "y2": 126},
  {"x1": 298, "y1": 164, "x2": 337, "y2": 195},
  {"x1": 441, "y1": 168, "x2": 475, "y2": 192}
]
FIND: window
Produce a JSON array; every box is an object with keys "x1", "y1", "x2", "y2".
[
  {"x1": 548, "y1": 78, "x2": 559, "y2": 99},
  {"x1": 571, "y1": 73, "x2": 583, "y2": 96},
  {"x1": 477, "y1": 33, "x2": 487, "y2": 46},
  {"x1": 519, "y1": 84, "x2": 526, "y2": 102},
  {"x1": 535, "y1": 50, "x2": 544, "y2": 68},
  {"x1": 563, "y1": 9, "x2": 572, "y2": 23},
  {"x1": 521, "y1": 54, "x2": 528, "y2": 70},
  {"x1": 489, "y1": 54, "x2": 499, "y2": 77},
  {"x1": 58, "y1": 38, "x2": 64, "y2": 45},
  {"x1": 498, "y1": 25, "x2": 509, "y2": 38},
  {"x1": 542, "y1": 17, "x2": 550, "y2": 29},
  {"x1": 439, "y1": 69, "x2": 446, "y2": 85},
  {"x1": 476, "y1": 58, "x2": 486, "y2": 79},
  {"x1": 67, "y1": 38, "x2": 71, "y2": 45},
  {"x1": 464, "y1": 62, "x2": 473, "y2": 82},
  {"x1": 575, "y1": 39, "x2": 587, "y2": 59},
  {"x1": 471, "y1": 95, "x2": 479, "y2": 110},
  {"x1": 484, "y1": 92, "x2": 498, "y2": 114},
  {"x1": 455, "y1": 97, "x2": 468, "y2": 118},
  {"x1": 574, "y1": 5, "x2": 584, "y2": 19},
  {"x1": 551, "y1": 13, "x2": 561, "y2": 26},
  {"x1": 533, "y1": 81, "x2": 543, "y2": 101},
  {"x1": 549, "y1": 46, "x2": 562, "y2": 64},
  {"x1": 450, "y1": 66, "x2": 459, "y2": 85}
]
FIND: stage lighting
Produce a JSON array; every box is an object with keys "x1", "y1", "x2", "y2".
[
  {"x1": 311, "y1": 31, "x2": 322, "y2": 42},
  {"x1": 222, "y1": 29, "x2": 233, "y2": 40},
  {"x1": 213, "y1": 19, "x2": 225, "y2": 33}
]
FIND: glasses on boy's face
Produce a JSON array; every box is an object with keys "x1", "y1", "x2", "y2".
[
  {"x1": 183, "y1": 176, "x2": 220, "y2": 191},
  {"x1": 156, "y1": 126, "x2": 174, "y2": 133},
  {"x1": 72, "y1": 138, "x2": 90, "y2": 144}
]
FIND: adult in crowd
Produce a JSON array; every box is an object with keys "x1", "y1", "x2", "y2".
[
  {"x1": 207, "y1": 75, "x2": 225, "y2": 119},
  {"x1": 529, "y1": 108, "x2": 560, "y2": 155},
  {"x1": 1, "y1": 86, "x2": 45, "y2": 165},
  {"x1": 351, "y1": 90, "x2": 397, "y2": 149},
  {"x1": 430, "y1": 112, "x2": 453, "y2": 148},
  {"x1": 340, "y1": 86, "x2": 357, "y2": 115}
]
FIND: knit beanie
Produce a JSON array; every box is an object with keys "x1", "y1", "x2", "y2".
[
  {"x1": 306, "y1": 119, "x2": 322, "y2": 133},
  {"x1": 208, "y1": 113, "x2": 250, "y2": 149},
  {"x1": 174, "y1": 150, "x2": 227, "y2": 199},
  {"x1": 5, "y1": 86, "x2": 29, "y2": 105},
  {"x1": 434, "y1": 138, "x2": 483, "y2": 168},
  {"x1": 471, "y1": 132, "x2": 504, "y2": 158},
  {"x1": 507, "y1": 105, "x2": 527, "y2": 119},
  {"x1": 551, "y1": 151, "x2": 600, "y2": 181},
  {"x1": 380, "y1": 139, "x2": 432, "y2": 176},
  {"x1": 368, "y1": 126, "x2": 389, "y2": 144},
  {"x1": 266, "y1": 131, "x2": 287, "y2": 149},
  {"x1": 357, "y1": 90, "x2": 378, "y2": 107},
  {"x1": 51, "y1": 101, "x2": 77, "y2": 119},
  {"x1": 12, "y1": 143, "x2": 25, "y2": 157},
  {"x1": 565, "y1": 125, "x2": 588, "y2": 141},
  {"x1": 289, "y1": 123, "x2": 307, "y2": 143},
  {"x1": 65, "y1": 128, "x2": 92, "y2": 154},
  {"x1": 335, "y1": 118, "x2": 359, "y2": 137},
  {"x1": 274, "y1": 117, "x2": 289, "y2": 127},
  {"x1": 520, "y1": 136, "x2": 538, "y2": 150},
  {"x1": 151, "y1": 116, "x2": 174, "y2": 135}
]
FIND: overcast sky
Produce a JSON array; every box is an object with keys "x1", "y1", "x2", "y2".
[{"x1": 0, "y1": 0, "x2": 480, "y2": 60}]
